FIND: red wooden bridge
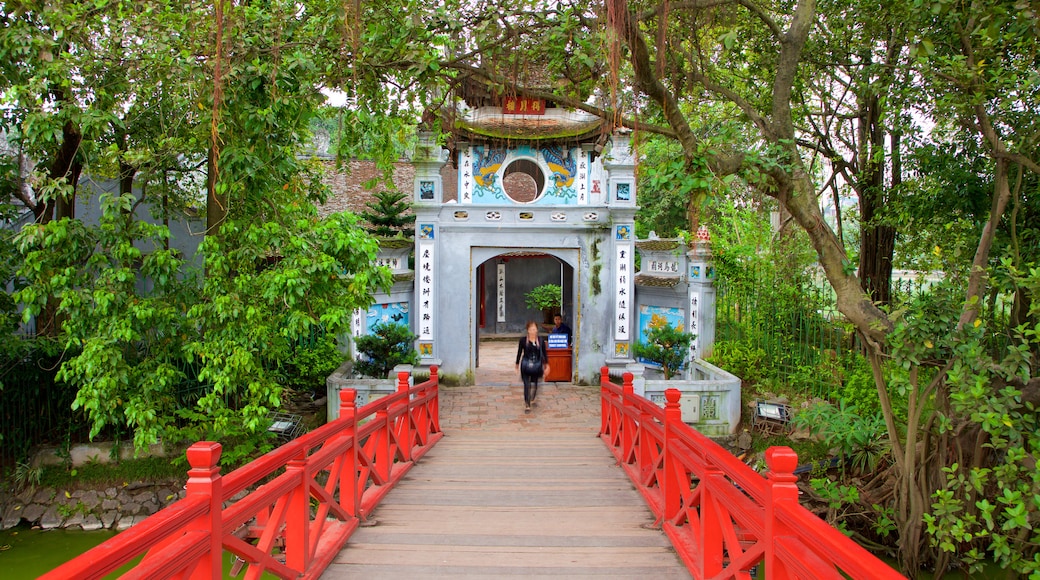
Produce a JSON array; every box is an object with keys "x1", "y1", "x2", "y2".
[{"x1": 42, "y1": 365, "x2": 905, "y2": 579}]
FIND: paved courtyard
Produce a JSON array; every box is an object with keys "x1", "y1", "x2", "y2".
[{"x1": 439, "y1": 339, "x2": 601, "y2": 433}]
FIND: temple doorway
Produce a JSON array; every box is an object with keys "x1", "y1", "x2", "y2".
[{"x1": 473, "y1": 250, "x2": 576, "y2": 378}]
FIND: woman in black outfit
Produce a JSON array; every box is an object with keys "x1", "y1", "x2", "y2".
[{"x1": 515, "y1": 320, "x2": 549, "y2": 412}]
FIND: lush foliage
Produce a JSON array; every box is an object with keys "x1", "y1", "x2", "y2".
[
  {"x1": 921, "y1": 263, "x2": 1040, "y2": 576},
  {"x1": 633, "y1": 322, "x2": 695, "y2": 380},
  {"x1": 523, "y1": 284, "x2": 562, "y2": 312},
  {"x1": 2, "y1": 0, "x2": 1039, "y2": 573},
  {"x1": 353, "y1": 322, "x2": 419, "y2": 380},
  {"x1": 2, "y1": 0, "x2": 392, "y2": 463},
  {"x1": 281, "y1": 333, "x2": 346, "y2": 399}
]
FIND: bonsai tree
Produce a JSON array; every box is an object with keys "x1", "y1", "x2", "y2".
[
  {"x1": 353, "y1": 321, "x2": 419, "y2": 378},
  {"x1": 524, "y1": 284, "x2": 562, "y2": 323},
  {"x1": 634, "y1": 322, "x2": 696, "y2": 380}
]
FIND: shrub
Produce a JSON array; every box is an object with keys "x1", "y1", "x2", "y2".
[
  {"x1": 354, "y1": 322, "x2": 419, "y2": 379},
  {"x1": 634, "y1": 322, "x2": 695, "y2": 379},
  {"x1": 283, "y1": 334, "x2": 345, "y2": 397},
  {"x1": 708, "y1": 340, "x2": 767, "y2": 385}
]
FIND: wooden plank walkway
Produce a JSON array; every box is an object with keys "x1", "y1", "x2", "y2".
[{"x1": 320, "y1": 341, "x2": 691, "y2": 579}]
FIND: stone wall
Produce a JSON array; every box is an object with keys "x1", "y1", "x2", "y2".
[
  {"x1": 1, "y1": 481, "x2": 186, "y2": 532},
  {"x1": 316, "y1": 157, "x2": 458, "y2": 218}
]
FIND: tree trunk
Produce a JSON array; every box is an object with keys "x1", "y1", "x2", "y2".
[
  {"x1": 35, "y1": 120, "x2": 83, "y2": 337},
  {"x1": 856, "y1": 95, "x2": 895, "y2": 307},
  {"x1": 37, "y1": 120, "x2": 82, "y2": 224}
]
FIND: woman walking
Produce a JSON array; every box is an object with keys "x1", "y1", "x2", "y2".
[{"x1": 515, "y1": 320, "x2": 549, "y2": 412}]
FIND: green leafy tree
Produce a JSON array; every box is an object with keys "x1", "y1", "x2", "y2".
[
  {"x1": 634, "y1": 322, "x2": 695, "y2": 380},
  {"x1": 15, "y1": 193, "x2": 190, "y2": 448},
  {"x1": 6, "y1": 0, "x2": 393, "y2": 460},
  {"x1": 354, "y1": 322, "x2": 419, "y2": 379}
]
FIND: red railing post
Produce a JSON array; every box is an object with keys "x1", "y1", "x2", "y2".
[
  {"x1": 429, "y1": 365, "x2": 440, "y2": 434},
  {"x1": 765, "y1": 446, "x2": 800, "y2": 580},
  {"x1": 339, "y1": 388, "x2": 360, "y2": 517},
  {"x1": 621, "y1": 372, "x2": 635, "y2": 463},
  {"x1": 185, "y1": 442, "x2": 222, "y2": 580},
  {"x1": 599, "y1": 366, "x2": 610, "y2": 436},
  {"x1": 662, "y1": 389, "x2": 683, "y2": 522},
  {"x1": 700, "y1": 462, "x2": 725, "y2": 576},
  {"x1": 375, "y1": 405, "x2": 391, "y2": 482},
  {"x1": 284, "y1": 447, "x2": 310, "y2": 573},
  {"x1": 396, "y1": 370, "x2": 412, "y2": 462}
]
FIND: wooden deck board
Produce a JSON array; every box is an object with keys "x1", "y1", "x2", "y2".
[
  {"x1": 320, "y1": 341, "x2": 690, "y2": 578},
  {"x1": 321, "y1": 430, "x2": 689, "y2": 578}
]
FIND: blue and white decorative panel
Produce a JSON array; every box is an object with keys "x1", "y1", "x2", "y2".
[
  {"x1": 417, "y1": 242, "x2": 435, "y2": 341},
  {"x1": 418, "y1": 180, "x2": 435, "y2": 201},
  {"x1": 637, "y1": 305, "x2": 686, "y2": 367},
  {"x1": 418, "y1": 223, "x2": 435, "y2": 240},
  {"x1": 459, "y1": 145, "x2": 587, "y2": 205},
  {"x1": 615, "y1": 243, "x2": 633, "y2": 341},
  {"x1": 615, "y1": 224, "x2": 632, "y2": 240},
  {"x1": 366, "y1": 301, "x2": 410, "y2": 329},
  {"x1": 615, "y1": 182, "x2": 631, "y2": 202}
]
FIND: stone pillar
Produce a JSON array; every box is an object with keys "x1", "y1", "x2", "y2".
[
  {"x1": 604, "y1": 129, "x2": 636, "y2": 209},
  {"x1": 604, "y1": 130, "x2": 638, "y2": 366},
  {"x1": 410, "y1": 131, "x2": 446, "y2": 368},
  {"x1": 687, "y1": 226, "x2": 716, "y2": 360},
  {"x1": 412, "y1": 131, "x2": 448, "y2": 204}
]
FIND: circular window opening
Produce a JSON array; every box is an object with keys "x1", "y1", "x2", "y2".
[{"x1": 502, "y1": 159, "x2": 545, "y2": 203}]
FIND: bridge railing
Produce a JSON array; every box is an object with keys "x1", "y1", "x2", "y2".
[
  {"x1": 599, "y1": 368, "x2": 905, "y2": 580},
  {"x1": 42, "y1": 367, "x2": 442, "y2": 580}
]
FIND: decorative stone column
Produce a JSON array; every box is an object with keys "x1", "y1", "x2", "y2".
[
  {"x1": 412, "y1": 131, "x2": 448, "y2": 204},
  {"x1": 687, "y1": 226, "x2": 716, "y2": 360},
  {"x1": 410, "y1": 131, "x2": 446, "y2": 367},
  {"x1": 604, "y1": 130, "x2": 638, "y2": 365}
]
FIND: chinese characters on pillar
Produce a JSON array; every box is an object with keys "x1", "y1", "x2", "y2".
[
  {"x1": 496, "y1": 263, "x2": 506, "y2": 323},
  {"x1": 417, "y1": 241, "x2": 435, "y2": 341},
  {"x1": 689, "y1": 292, "x2": 700, "y2": 360},
  {"x1": 578, "y1": 156, "x2": 588, "y2": 204},
  {"x1": 615, "y1": 235, "x2": 633, "y2": 341},
  {"x1": 375, "y1": 257, "x2": 401, "y2": 270},
  {"x1": 351, "y1": 308, "x2": 364, "y2": 359},
  {"x1": 460, "y1": 149, "x2": 473, "y2": 203}
]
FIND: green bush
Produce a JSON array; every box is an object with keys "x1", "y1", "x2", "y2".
[
  {"x1": 354, "y1": 322, "x2": 419, "y2": 379},
  {"x1": 707, "y1": 340, "x2": 767, "y2": 385},
  {"x1": 792, "y1": 400, "x2": 889, "y2": 477},
  {"x1": 283, "y1": 334, "x2": 345, "y2": 397},
  {"x1": 634, "y1": 323, "x2": 695, "y2": 379}
]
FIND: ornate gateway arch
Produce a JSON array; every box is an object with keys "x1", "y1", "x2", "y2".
[{"x1": 407, "y1": 98, "x2": 640, "y2": 383}]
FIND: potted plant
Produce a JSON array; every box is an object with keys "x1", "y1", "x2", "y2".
[{"x1": 524, "y1": 284, "x2": 562, "y2": 324}]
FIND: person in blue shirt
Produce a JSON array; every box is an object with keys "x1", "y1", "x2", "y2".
[{"x1": 551, "y1": 314, "x2": 572, "y2": 346}]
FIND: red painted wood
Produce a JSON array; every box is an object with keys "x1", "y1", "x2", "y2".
[
  {"x1": 598, "y1": 371, "x2": 906, "y2": 580},
  {"x1": 41, "y1": 368, "x2": 442, "y2": 580}
]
